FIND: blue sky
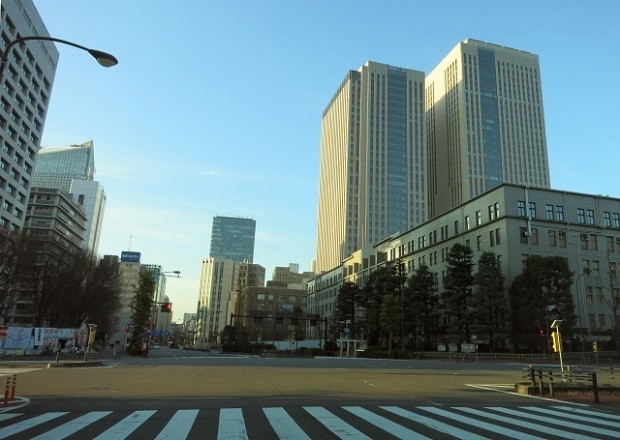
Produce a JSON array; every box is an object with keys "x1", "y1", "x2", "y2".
[{"x1": 33, "y1": 1, "x2": 620, "y2": 318}]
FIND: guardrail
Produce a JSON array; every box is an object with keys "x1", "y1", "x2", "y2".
[{"x1": 522, "y1": 365, "x2": 600, "y2": 403}]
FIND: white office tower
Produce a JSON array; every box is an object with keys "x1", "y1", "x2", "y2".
[
  {"x1": 33, "y1": 140, "x2": 106, "y2": 253},
  {"x1": 195, "y1": 258, "x2": 236, "y2": 348},
  {"x1": 426, "y1": 39, "x2": 551, "y2": 218},
  {"x1": 316, "y1": 61, "x2": 426, "y2": 273},
  {"x1": 0, "y1": 0, "x2": 58, "y2": 230}
]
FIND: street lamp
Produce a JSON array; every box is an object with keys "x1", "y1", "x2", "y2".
[{"x1": 0, "y1": 36, "x2": 118, "y2": 80}]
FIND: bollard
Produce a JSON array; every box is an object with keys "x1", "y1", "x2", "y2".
[
  {"x1": 592, "y1": 371, "x2": 599, "y2": 404},
  {"x1": 9, "y1": 375, "x2": 16, "y2": 401},
  {"x1": 548, "y1": 371, "x2": 554, "y2": 398},
  {"x1": 3, "y1": 374, "x2": 16, "y2": 406},
  {"x1": 538, "y1": 370, "x2": 544, "y2": 396}
]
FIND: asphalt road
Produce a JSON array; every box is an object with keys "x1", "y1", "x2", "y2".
[
  {"x1": 1, "y1": 348, "x2": 548, "y2": 412},
  {"x1": 1, "y1": 349, "x2": 619, "y2": 439}
]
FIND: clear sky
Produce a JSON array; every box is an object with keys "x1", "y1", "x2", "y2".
[{"x1": 32, "y1": 1, "x2": 620, "y2": 319}]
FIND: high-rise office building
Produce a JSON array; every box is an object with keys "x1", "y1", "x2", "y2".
[
  {"x1": 0, "y1": 0, "x2": 58, "y2": 230},
  {"x1": 33, "y1": 140, "x2": 95, "y2": 191},
  {"x1": 33, "y1": 141, "x2": 106, "y2": 253},
  {"x1": 209, "y1": 216, "x2": 256, "y2": 263},
  {"x1": 426, "y1": 39, "x2": 550, "y2": 218},
  {"x1": 316, "y1": 61, "x2": 426, "y2": 273}
]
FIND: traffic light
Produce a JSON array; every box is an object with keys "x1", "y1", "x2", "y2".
[
  {"x1": 160, "y1": 303, "x2": 172, "y2": 313},
  {"x1": 551, "y1": 331, "x2": 561, "y2": 353}
]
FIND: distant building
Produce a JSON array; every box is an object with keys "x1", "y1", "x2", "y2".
[
  {"x1": 271, "y1": 266, "x2": 314, "y2": 287},
  {"x1": 7, "y1": 187, "x2": 88, "y2": 325},
  {"x1": 0, "y1": 0, "x2": 59, "y2": 231},
  {"x1": 195, "y1": 258, "x2": 236, "y2": 348},
  {"x1": 232, "y1": 284, "x2": 309, "y2": 343},
  {"x1": 33, "y1": 141, "x2": 106, "y2": 253},
  {"x1": 33, "y1": 141, "x2": 95, "y2": 191},
  {"x1": 209, "y1": 216, "x2": 256, "y2": 263},
  {"x1": 235, "y1": 262, "x2": 265, "y2": 290},
  {"x1": 108, "y1": 260, "x2": 168, "y2": 347},
  {"x1": 108, "y1": 260, "x2": 142, "y2": 346},
  {"x1": 195, "y1": 258, "x2": 265, "y2": 347},
  {"x1": 426, "y1": 39, "x2": 551, "y2": 218},
  {"x1": 316, "y1": 61, "x2": 426, "y2": 273}
]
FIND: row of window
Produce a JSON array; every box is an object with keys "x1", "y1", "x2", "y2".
[
  {"x1": 520, "y1": 227, "x2": 620, "y2": 253},
  {"x1": 518, "y1": 201, "x2": 620, "y2": 227},
  {"x1": 255, "y1": 293, "x2": 299, "y2": 303}
]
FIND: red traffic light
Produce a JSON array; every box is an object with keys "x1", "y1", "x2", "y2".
[{"x1": 160, "y1": 303, "x2": 172, "y2": 313}]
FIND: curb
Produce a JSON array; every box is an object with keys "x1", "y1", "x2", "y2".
[{"x1": 46, "y1": 361, "x2": 104, "y2": 368}]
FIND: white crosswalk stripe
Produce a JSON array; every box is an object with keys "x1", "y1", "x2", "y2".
[{"x1": 0, "y1": 404, "x2": 618, "y2": 439}]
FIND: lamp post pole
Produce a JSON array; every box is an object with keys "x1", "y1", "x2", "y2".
[{"x1": 0, "y1": 36, "x2": 118, "y2": 80}]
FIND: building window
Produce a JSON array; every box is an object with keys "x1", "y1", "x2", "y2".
[
  {"x1": 604, "y1": 212, "x2": 612, "y2": 227},
  {"x1": 613, "y1": 213, "x2": 620, "y2": 228},
  {"x1": 545, "y1": 204, "x2": 554, "y2": 220},
  {"x1": 454, "y1": 220, "x2": 459, "y2": 235},
  {"x1": 494, "y1": 202, "x2": 500, "y2": 219},
  {"x1": 488, "y1": 205, "x2": 494, "y2": 221},
  {"x1": 528, "y1": 202, "x2": 536, "y2": 219},
  {"x1": 530, "y1": 228, "x2": 539, "y2": 245},
  {"x1": 517, "y1": 201, "x2": 526, "y2": 217},
  {"x1": 520, "y1": 227, "x2": 528, "y2": 244},
  {"x1": 556, "y1": 205, "x2": 565, "y2": 221},
  {"x1": 587, "y1": 209, "x2": 595, "y2": 225},
  {"x1": 465, "y1": 216, "x2": 470, "y2": 231},
  {"x1": 577, "y1": 208, "x2": 585, "y2": 224},
  {"x1": 476, "y1": 235, "x2": 482, "y2": 251},
  {"x1": 476, "y1": 211, "x2": 482, "y2": 226},
  {"x1": 490, "y1": 230, "x2": 495, "y2": 247},
  {"x1": 558, "y1": 231, "x2": 567, "y2": 248},
  {"x1": 548, "y1": 230, "x2": 556, "y2": 247}
]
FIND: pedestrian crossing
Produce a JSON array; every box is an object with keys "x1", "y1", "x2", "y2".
[{"x1": 0, "y1": 404, "x2": 619, "y2": 439}]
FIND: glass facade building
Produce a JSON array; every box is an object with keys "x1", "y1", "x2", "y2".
[
  {"x1": 33, "y1": 140, "x2": 95, "y2": 192},
  {"x1": 209, "y1": 216, "x2": 256, "y2": 263}
]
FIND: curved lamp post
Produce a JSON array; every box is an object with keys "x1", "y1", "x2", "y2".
[{"x1": 0, "y1": 36, "x2": 118, "y2": 80}]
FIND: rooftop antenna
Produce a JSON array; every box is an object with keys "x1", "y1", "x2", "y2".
[{"x1": 128, "y1": 232, "x2": 133, "y2": 250}]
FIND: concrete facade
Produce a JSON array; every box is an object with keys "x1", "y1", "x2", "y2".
[
  {"x1": 316, "y1": 61, "x2": 426, "y2": 273},
  {"x1": 0, "y1": 0, "x2": 58, "y2": 230},
  {"x1": 308, "y1": 184, "x2": 620, "y2": 345},
  {"x1": 426, "y1": 39, "x2": 550, "y2": 218},
  {"x1": 33, "y1": 141, "x2": 106, "y2": 254}
]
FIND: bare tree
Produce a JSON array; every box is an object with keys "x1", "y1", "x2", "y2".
[{"x1": 0, "y1": 229, "x2": 21, "y2": 324}]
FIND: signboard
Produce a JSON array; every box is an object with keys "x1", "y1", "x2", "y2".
[
  {"x1": 461, "y1": 343, "x2": 477, "y2": 353},
  {"x1": 121, "y1": 251, "x2": 141, "y2": 263}
]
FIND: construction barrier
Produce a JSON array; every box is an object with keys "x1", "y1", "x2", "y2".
[{"x1": 3, "y1": 374, "x2": 16, "y2": 406}]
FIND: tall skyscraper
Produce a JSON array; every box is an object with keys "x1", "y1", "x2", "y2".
[
  {"x1": 33, "y1": 140, "x2": 95, "y2": 191},
  {"x1": 0, "y1": 0, "x2": 58, "y2": 230},
  {"x1": 209, "y1": 216, "x2": 256, "y2": 263},
  {"x1": 33, "y1": 140, "x2": 106, "y2": 253},
  {"x1": 316, "y1": 61, "x2": 426, "y2": 273},
  {"x1": 426, "y1": 39, "x2": 550, "y2": 218}
]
